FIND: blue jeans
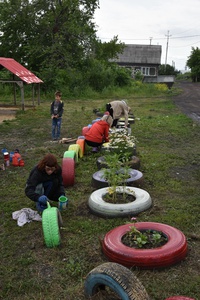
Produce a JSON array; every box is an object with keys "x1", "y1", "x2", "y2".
[{"x1": 52, "y1": 118, "x2": 62, "y2": 139}]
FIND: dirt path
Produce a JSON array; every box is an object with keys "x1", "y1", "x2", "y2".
[
  {"x1": 172, "y1": 81, "x2": 200, "y2": 123},
  {"x1": 0, "y1": 107, "x2": 18, "y2": 123}
]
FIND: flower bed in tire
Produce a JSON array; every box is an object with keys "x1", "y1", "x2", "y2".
[
  {"x1": 92, "y1": 168, "x2": 144, "y2": 189},
  {"x1": 102, "y1": 222, "x2": 188, "y2": 269},
  {"x1": 88, "y1": 186, "x2": 152, "y2": 218},
  {"x1": 84, "y1": 262, "x2": 149, "y2": 300}
]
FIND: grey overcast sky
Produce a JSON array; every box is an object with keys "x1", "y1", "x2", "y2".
[{"x1": 94, "y1": 0, "x2": 200, "y2": 71}]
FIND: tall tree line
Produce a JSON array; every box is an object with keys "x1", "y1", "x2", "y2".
[{"x1": 0, "y1": 0, "x2": 127, "y2": 93}]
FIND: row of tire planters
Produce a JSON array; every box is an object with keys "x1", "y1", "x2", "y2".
[
  {"x1": 101, "y1": 222, "x2": 188, "y2": 269},
  {"x1": 88, "y1": 186, "x2": 152, "y2": 218},
  {"x1": 92, "y1": 168, "x2": 144, "y2": 189},
  {"x1": 62, "y1": 139, "x2": 85, "y2": 187},
  {"x1": 84, "y1": 262, "x2": 195, "y2": 300},
  {"x1": 96, "y1": 155, "x2": 141, "y2": 170},
  {"x1": 42, "y1": 202, "x2": 63, "y2": 248}
]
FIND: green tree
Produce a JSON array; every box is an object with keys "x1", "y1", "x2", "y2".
[
  {"x1": 158, "y1": 64, "x2": 179, "y2": 76},
  {"x1": 186, "y1": 47, "x2": 200, "y2": 82},
  {"x1": 0, "y1": 0, "x2": 127, "y2": 93}
]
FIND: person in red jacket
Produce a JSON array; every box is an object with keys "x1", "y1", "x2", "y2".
[{"x1": 85, "y1": 114, "x2": 113, "y2": 152}]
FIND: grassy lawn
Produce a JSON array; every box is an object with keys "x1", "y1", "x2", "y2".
[{"x1": 0, "y1": 90, "x2": 200, "y2": 299}]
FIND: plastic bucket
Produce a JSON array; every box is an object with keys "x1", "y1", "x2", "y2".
[{"x1": 58, "y1": 196, "x2": 68, "y2": 211}]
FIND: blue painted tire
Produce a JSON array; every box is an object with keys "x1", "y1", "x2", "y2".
[
  {"x1": 84, "y1": 262, "x2": 149, "y2": 300},
  {"x1": 92, "y1": 168, "x2": 143, "y2": 189}
]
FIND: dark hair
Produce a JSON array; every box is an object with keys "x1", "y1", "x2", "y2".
[
  {"x1": 37, "y1": 154, "x2": 60, "y2": 172},
  {"x1": 55, "y1": 91, "x2": 62, "y2": 97}
]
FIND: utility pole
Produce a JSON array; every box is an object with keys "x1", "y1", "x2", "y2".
[{"x1": 165, "y1": 30, "x2": 172, "y2": 69}]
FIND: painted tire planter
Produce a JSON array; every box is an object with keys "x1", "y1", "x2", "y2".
[
  {"x1": 165, "y1": 297, "x2": 196, "y2": 300},
  {"x1": 96, "y1": 155, "x2": 140, "y2": 170},
  {"x1": 63, "y1": 150, "x2": 76, "y2": 159},
  {"x1": 62, "y1": 157, "x2": 75, "y2": 187},
  {"x1": 84, "y1": 262, "x2": 149, "y2": 300},
  {"x1": 102, "y1": 222, "x2": 188, "y2": 269},
  {"x1": 88, "y1": 186, "x2": 152, "y2": 217},
  {"x1": 68, "y1": 144, "x2": 81, "y2": 162},
  {"x1": 42, "y1": 202, "x2": 63, "y2": 248},
  {"x1": 92, "y1": 168, "x2": 143, "y2": 189},
  {"x1": 76, "y1": 139, "x2": 84, "y2": 157}
]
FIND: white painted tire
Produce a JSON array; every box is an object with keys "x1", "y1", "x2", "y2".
[{"x1": 88, "y1": 186, "x2": 152, "y2": 217}]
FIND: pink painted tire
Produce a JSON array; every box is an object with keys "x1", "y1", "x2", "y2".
[
  {"x1": 62, "y1": 157, "x2": 75, "y2": 187},
  {"x1": 102, "y1": 222, "x2": 188, "y2": 269},
  {"x1": 165, "y1": 297, "x2": 196, "y2": 300}
]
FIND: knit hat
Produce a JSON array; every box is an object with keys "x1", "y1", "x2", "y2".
[{"x1": 101, "y1": 114, "x2": 113, "y2": 127}]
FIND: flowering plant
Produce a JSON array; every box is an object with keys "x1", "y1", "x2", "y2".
[{"x1": 107, "y1": 129, "x2": 138, "y2": 160}]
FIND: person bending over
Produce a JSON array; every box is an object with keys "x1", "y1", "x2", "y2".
[
  {"x1": 106, "y1": 100, "x2": 131, "y2": 127},
  {"x1": 25, "y1": 153, "x2": 66, "y2": 212},
  {"x1": 85, "y1": 114, "x2": 113, "y2": 152}
]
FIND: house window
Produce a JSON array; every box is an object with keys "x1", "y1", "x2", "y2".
[{"x1": 141, "y1": 67, "x2": 156, "y2": 76}]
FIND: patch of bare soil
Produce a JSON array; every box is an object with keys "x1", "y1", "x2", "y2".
[{"x1": 0, "y1": 107, "x2": 18, "y2": 123}]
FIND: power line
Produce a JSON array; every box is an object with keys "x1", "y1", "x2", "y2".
[{"x1": 98, "y1": 34, "x2": 200, "y2": 41}]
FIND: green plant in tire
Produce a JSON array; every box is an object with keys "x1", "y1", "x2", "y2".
[
  {"x1": 123, "y1": 218, "x2": 168, "y2": 249},
  {"x1": 103, "y1": 153, "x2": 134, "y2": 203}
]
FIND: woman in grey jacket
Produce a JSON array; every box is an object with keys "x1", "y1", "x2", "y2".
[{"x1": 106, "y1": 100, "x2": 131, "y2": 127}]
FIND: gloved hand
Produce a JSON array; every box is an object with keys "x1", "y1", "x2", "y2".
[{"x1": 38, "y1": 195, "x2": 48, "y2": 205}]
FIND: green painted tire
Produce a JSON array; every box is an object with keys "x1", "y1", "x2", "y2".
[
  {"x1": 42, "y1": 202, "x2": 63, "y2": 248},
  {"x1": 63, "y1": 150, "x2": 76, "y2": 159}
]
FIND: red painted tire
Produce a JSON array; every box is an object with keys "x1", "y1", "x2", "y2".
[
  {"x1": 102, "y1": 222, "x2": 188, "y2": 269},
  {"x1": 62, "y1": 157, "x2": 75, "y2": 187},
  {"x1": 165, "y1": 297, "x2": 196, "y2": 300}
]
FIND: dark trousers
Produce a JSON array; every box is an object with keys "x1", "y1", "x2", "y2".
[
  {"x1": 85, "y1": 140, "x2": 102, "y2": 147},
  {"x1": 106, "y1": 103, "x2": 118, "y2": 127}
]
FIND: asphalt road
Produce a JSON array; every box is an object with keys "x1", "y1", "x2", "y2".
[{"x1": 172, "y1": 81, "x2": 200, "y2": 123}]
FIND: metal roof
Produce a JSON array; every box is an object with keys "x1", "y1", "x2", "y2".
[
  {"x1": 112, "y1": 44, "x2": 162, "y2": 65},
  {"x1": 0, "y1": 57, "x2": 43, "y2": 84}
]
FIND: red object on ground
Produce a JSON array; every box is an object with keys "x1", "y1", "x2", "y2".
[
  {"x1": 102, "y1": 222, "x2": 188, "y2": 269},
  {"x1": 62, "y1": 157, "x2": 75, "y2": 187},
  {"x1": 165, "y1": 297, "x2": 196, "y2": 300}
]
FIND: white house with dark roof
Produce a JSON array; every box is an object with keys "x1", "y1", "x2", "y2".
[{"x1": 112, "y1": 44, "x2": 162, "y2": 77}]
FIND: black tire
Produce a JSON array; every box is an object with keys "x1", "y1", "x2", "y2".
[
  {"x1": 92, "y1": 168, "x2": 144, "y2": 189},
  {"x1": 84, "y1": 262, "x2": 149, "y2": 300},
  {"x1": 96, "y1": 156, "x2": 140, "y2": 170},
  {"x1": 42, "y1": 202, "x2": 63, "y2": 248}
]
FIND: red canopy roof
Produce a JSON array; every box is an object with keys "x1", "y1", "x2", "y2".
[{"x1": 0, "y1": 57, "x2": 43, "y2": 84}]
